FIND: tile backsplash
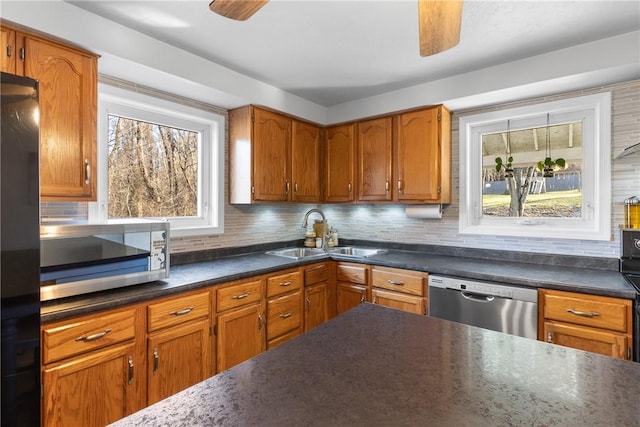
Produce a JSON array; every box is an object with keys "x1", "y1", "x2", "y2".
[{"x1": 42, "y1": 79, "x2": 639, "y2": 259}]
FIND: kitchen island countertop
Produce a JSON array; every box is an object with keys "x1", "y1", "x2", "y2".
[{"x1": 109, "y1": 303, "x2": 640, "y2": 427}]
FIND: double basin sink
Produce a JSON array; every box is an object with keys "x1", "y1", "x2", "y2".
[{"x1": 267, "y1": 246, "x2": 387, "y2": 261}]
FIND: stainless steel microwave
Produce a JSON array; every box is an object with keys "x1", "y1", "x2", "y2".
[{"x1": 40, "y1": 220, "x2": 169, "y2": 301}]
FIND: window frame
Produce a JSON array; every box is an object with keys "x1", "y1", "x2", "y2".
[
  {"x1": 459, "y1": 92, "x2": 611, "y2": 241},
  {"x1": 92, "y1": 83, "x2": 225, "y2": 237}
]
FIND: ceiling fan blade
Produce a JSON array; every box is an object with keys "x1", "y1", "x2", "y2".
[
  {"x1": 418, "y1": 0, "x2": 463, "y2": 57},
  {"x1": 209, "y1": 0, "x2": 269, "y2": 21}
]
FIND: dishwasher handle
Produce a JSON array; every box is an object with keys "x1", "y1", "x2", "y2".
[{"x1": 460, "y1": 291, "x2": 495, "y2": 302}]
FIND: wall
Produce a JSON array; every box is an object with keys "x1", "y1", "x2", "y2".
[
  {"x1": 169, "y1": 80, "x2": 640, "y2": 258},
  {"x1": 42, "y1": 79, "x2": 639, "y2": 259}
]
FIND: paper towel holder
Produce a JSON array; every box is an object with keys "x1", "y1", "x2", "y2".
[{"x1": 404, "y1": 204, "x2": 443, "y2": 219}]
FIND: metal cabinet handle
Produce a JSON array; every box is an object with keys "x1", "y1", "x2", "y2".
[
  {"x1": 348, "y1": 182, "x2": 352, "y2": 193},
  {"x1": 566, "y1": 309, "x2": 600, "y2": 318},
  {"x1": 84, "y1": 159, "x2": 91, "y2": 185},
  {"x1": 153, "y1": 348, "x2": 159, "y2": 375},
  {"x1": 169, "y1": 306, "x2": 194, "y2": 316},
  {"x1": 76, "y1": 328, "x2": 112, "y2": 342},
  {"x1": 232, "y1": 292, "x2": 250, "y2": 300},
  {"x1": 258, "y1": 313, "x2": 265, "y2": 330},
  {"x1": 285, "y1": 181, "x2": 290, "y2": 194},
  {"x1": 306, "y1": 297, "x2": 311, "y2": 312},
  {"x1": 294, "y1": 183, "x2": 298, "y2": 194},
  {"x1": 6, "y1": 44, "x2": 11, "y2": 58},
  {"x1": 280, "y1": 312, "x2": 293, "y2": 319},
  {"x1": 279, "y1": 281, "x2": 292, "y2": 287},
  {"x1": 385, "y1": 180, "x2": 390, "y2": 192},
  {"x1": 128, "y1": 356, "x2": 134, "y2": 385},
  {"x1": 387, "y1": 279, "x2": 404, "y2": 286}
]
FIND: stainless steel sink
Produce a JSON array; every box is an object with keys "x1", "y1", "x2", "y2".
[
  {"x1": 266, "y1": 247, "x2": 327, "y2": 260},
  {"x1": 328, "y1": 246, "x2": 387, "y2": 258}
]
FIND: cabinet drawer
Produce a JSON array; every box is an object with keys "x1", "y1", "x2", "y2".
[
  {"x1": 304, "y1": 263, "x2": 329, "y2": 286},
  {"x1": 148, "y1": 291, "x2": 210, "y2": 332},
  {"x1": 542, "y1": 290, "x2": 631, "y2": 333},
  {"x1": 267, "y1": 289, "x2": 302, "y2": 340},
  {"x1": 371, "y1": 267, "x2": 426, "y2": 296},
  {"x1": 267, "y1": 270, "x2": 302, "y2": 297},
  {"x1": 336, "y1": 263, "x2": 367, "y2": 285},
  {"x1": 42, "y1": 308, "x2": 136, "y2": 364},
  {"x1": 217, "y1": 279, "x2": 263, "y2": 312}
]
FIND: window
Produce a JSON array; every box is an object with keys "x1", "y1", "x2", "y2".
[
  {"x1": 92, "y1": 84, "x2": 224, "y2": 237},
  {"x1": 459, "y1": 92, "x2": 611, "y2": 240}
]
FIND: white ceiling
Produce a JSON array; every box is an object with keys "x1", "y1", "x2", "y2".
[{"x1": 65, "y1": 0, "x2": 640, "y2": 108}]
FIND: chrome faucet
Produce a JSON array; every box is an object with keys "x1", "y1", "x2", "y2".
[{"x1": 302, "y1": 208, "x2": 328, "y2": 250}]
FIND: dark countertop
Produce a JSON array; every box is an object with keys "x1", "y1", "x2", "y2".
[
  {"x1": 109, "y1": 303, "x2": 640, "y2": 427},
  {"x1": 41, "y1": 246, "x2": 638, "y2": 323}
]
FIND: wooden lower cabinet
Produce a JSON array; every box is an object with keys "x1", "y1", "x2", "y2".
[
  {"x1": 305, "y1": 283, "x2": 329, "y2": 331},
  {"x1": 336, "y1": 262, "x2": 369, "y2": 315},
  {"x1": 370, "y1": 266, "x2": 427, "y2": 315},
  {"x1": 41, "y1": 306, "x2": 146, "y2": 427},
  {"x1": 542, "y1": 321, "x2": 629, "y2": 359},
  {"x1": 539, "y1": 289, "x2": 633, "y2": 360},
  {"x1": 372, "y1": 288, "x2": 424, "y2": 314},
  {"x1": 147, "y1": 318, "x2": 212, "y2": 405},
  {"x1": 42, "y1": 342, "x2": 138, "y2": 427},
  {"x1": 215, "y1": 299, "x2": 265, "y2": 372}
]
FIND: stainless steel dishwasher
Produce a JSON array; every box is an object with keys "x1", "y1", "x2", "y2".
[{"x1": 428, "y1": 275, "x2": 538, "y2": 340}]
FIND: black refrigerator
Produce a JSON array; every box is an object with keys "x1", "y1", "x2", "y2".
[{"x1": 1, "y1": 72, "x2": 41, "y2": 427}]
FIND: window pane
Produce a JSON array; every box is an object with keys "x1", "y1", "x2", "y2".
[
  {"x1": 481, "y1": 122, "x2": 583, "y2": 218},
  {"x1": 107, "y1": 114, "x2": 199, "y2": 219}
]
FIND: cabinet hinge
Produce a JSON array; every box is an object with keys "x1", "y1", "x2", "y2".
[
  {"x1": 437, "y1": 113, "x2": 441, "y2": 122},
  {"x1": 437, "y1": 186, "x2": 441, "y2": 194},
  {"x1": 251, "y1": 186, "x2": 255, "y2": 194},
  {"x1": 251, "y1": 114, "x2": 255, "y2": 123}
]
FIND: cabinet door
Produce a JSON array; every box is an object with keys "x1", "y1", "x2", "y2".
[
  {"x1": 216, "y1": 303, "x2": 265, "y2": 372},
  {"x1": 42, "y1": 342, "x2": 139, "y2": 427},
  {"x1": 543, "y1": 321, "x2": 630, "y2": 360},
  {"x1": 0, "y1": 26, "x2": 16, "y2": 73},
  {"x1": 372, "y1": 288, "x2": 425, "y2": 315},
  {"x1": 336, "y1": 283, "x2": 368, "y2": 315},
  {"x1": 24, "y1": 35, "x2": 97, "y2": 200},
  {"x1": 325, "y1": 124, "x2": 355, "y2": 202},
  {"x1": 395, "y1": 107, "x2": 441, "y2": 202},
  {"x1": 148, "y1": 318, "x2": 212, "y2": 405},
  {"x1": 357, "y1": 117, "x2": 392, "y2": 201},
  {"x1": 291, "y1": 120, "x2": 321, "y2": 202},
  {"x1": 252, "y1": 107, "x2": 291, "y2": 201},
  {"x1": 305, "y1": 282, "x2": 328, "y2": 332}
]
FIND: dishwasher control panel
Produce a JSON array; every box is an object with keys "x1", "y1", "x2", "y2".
[{"x1": 428, "y1": 275, "x2": 537, "y2": 302}]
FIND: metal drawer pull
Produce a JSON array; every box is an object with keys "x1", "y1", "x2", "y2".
[
  {"x1": 169, "y1": 306, "x2": 194, "y2": 316},
  {"x1": 279, "y1": 281, "x2": 292, "y2": 287},
  {"x1": 258, "y1": 313, "x2": 264, "y2": 330},
  {"x1": 84, "y1": 159, "x2": 91, "y2": 185},
  {"x1": 76, "y1": 328, "x2": 112, "y2": 342},
  {"x1": 153, "y1": 348, "x2": 159, "y2": 375},
  {"x1": 128, "y1": 356, "x2": 134, "y2": 384},
  {"x1": 232, "y1": 292, "x2": 250, "y2": 300},
  {"x1": 280, "y1": 312, "x2": 293, "y2": 319},
  {"x1": 306, "y1": 298, "x2": 311, "y2": 312},
  {"x1": 566, "y1": 309, "x2": 600, "y2": 318},
  {"x1": 387, "y1": 279, "x2": 405, "y2": 286}
]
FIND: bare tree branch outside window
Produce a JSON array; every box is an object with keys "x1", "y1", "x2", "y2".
[{"x1": 107, "y1": 115, "x2": 199, "y2": 219}]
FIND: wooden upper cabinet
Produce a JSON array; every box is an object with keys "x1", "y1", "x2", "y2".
[
  {"x1": 325, "y1": 123, "x2": 355, "y2": 202},
  {"x1": 230, "y1": 105, "x2": 322, "y2": 204},
  {"x1": 252, "y1": 107, "x2": 291, "y2": 201},
  {"x1": 291, "y1": 120, "x2": 321, "y2": 202},
  {"x1": 357, "y1": 116, "x2": 392, "y2": 201},
  {"x1": 21, "y1": 32, "x2": 97, "y2": 201},
  {"x1": 395, "y1": 106, "x2": 451, "y2": 203},
  {"x1": 0, "y1": 26, "x2": 18, "y2": 74}
]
